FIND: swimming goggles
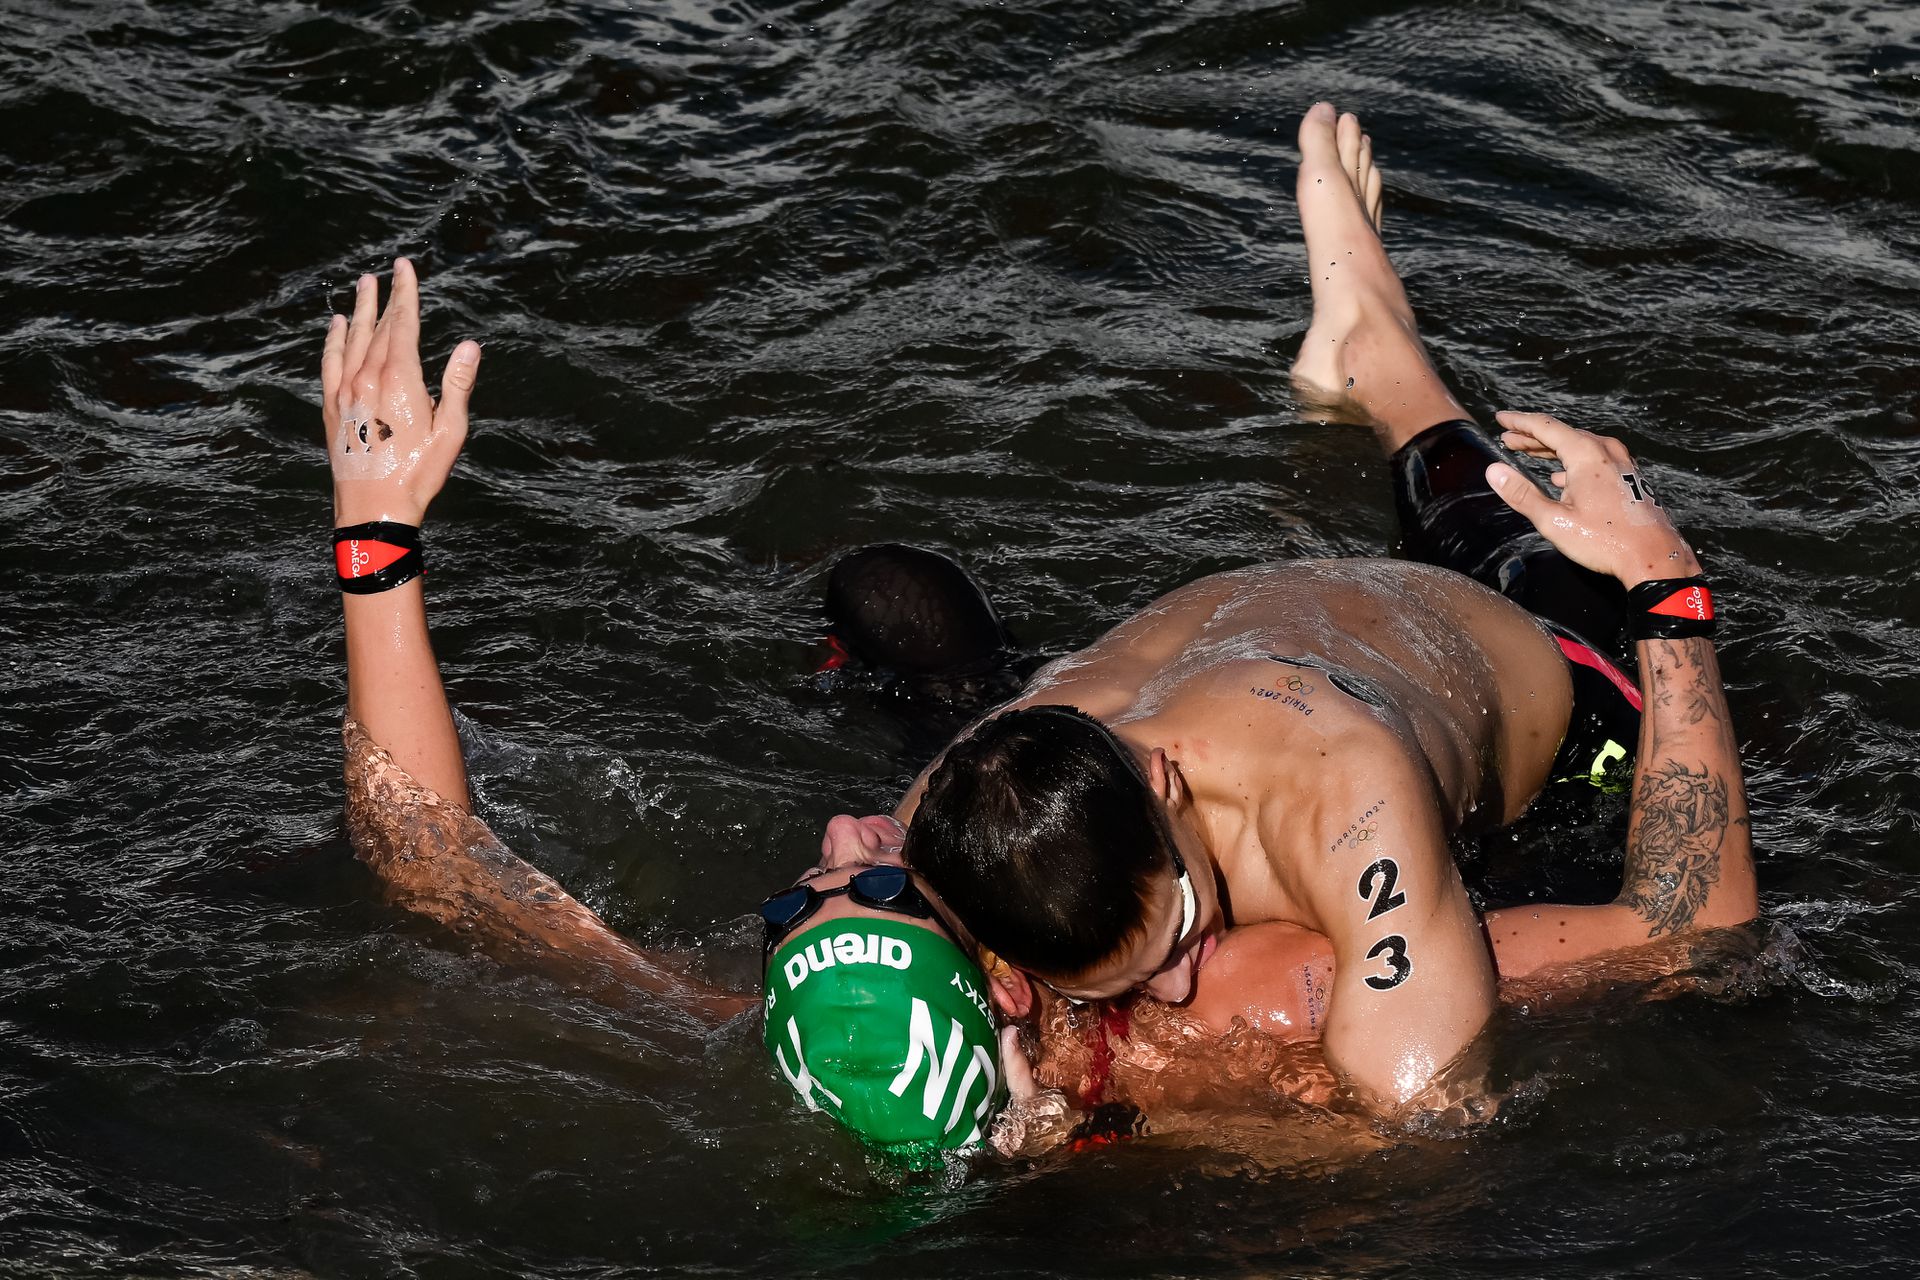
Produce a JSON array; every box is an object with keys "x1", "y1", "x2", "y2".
[{"x1": 759, "y1": 865, "x2": 940, "y2": 960}]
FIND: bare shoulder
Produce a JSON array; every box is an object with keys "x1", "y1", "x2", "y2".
[
  {"x1": 1244, "y1": 715, "x2": 1451, "y2": 927},
  {"x1": 1001, "y1": 558, "x2": 1508, "y2": 716},
  {"x1": 1184, "y1": 921, "x2": 1334, "y2": 1040},
  {"x1": 1151, "y1": 650, "x2": 1429, "y2": 803}
]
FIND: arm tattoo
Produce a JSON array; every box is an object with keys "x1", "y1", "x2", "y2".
[
  {"x1": 1651, "y1": 641, "x2": 1721, "y2": 727},
  {"x1": 1617, "y1": 634, "x2": 1752, "y2": 940},
  {"x1": 1623, "y1": 760, "x2": 1729, "y2": 936}
]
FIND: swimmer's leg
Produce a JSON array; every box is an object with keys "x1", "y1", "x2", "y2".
[
  {"x1": 1289, "y1": 103, "x2": 1469, "y2": 447},
  {"x1": 1289, "y1": 107, "x2": 1638, "y2": 798},
  {"x1": 1289, "y1": 104, "x2": 1630, "y2": 652}
]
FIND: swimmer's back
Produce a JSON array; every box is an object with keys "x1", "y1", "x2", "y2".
[{"x1": 1005, "y1": 560, "x2": 1574, "y2": 826}]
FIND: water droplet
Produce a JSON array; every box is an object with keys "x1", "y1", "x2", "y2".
[{"x1": 1346, "y1": 377, "x2": 1355, "y2": 388}]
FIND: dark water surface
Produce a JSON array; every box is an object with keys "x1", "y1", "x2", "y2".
[{"x1": 4, "y1": 0, "x2": 1919, "y2": 1275}]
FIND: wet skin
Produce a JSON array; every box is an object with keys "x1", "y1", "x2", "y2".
[
  {"x1": 896, "y1": 558, "x2": 1572, "y2": 1105},
  {"x1": 329, "y1": 98, "x2": 1753, "y2": 1134},
  {"x1": 888, "y1": 101, "x2": 1751, "y2": 1111},
  {"x1": 875, "y1": 102, "x2": 1580, "y2": 1106}
]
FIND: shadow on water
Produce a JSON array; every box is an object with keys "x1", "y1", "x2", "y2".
[{"x1": 3, "y1": 0, "x2": 1919, "y2": 1274}]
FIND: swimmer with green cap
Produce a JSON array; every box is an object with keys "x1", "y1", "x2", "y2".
[
  {"x1": 315, "y1": 260, "x2": 1016, "y2": 1157},
  {"x1": 757, "y1": 814, "x2": 1006, "y2": 1152},
  {"x1": 317, "y1": 234, "x2": 1753, "y2": 1165},
  {"x1": 748, "y1": 814, "x2": 1016, "y2": 1154}
]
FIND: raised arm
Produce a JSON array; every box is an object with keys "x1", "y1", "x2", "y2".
[
  {"x1": 324, "y1": 260, "x2": 478, "y2": 807},
  {"x1": 1482, "y1": 412, "x2": 1755, "y2": 975},
  {"x1": 321, "y1": 262, "x2": 750, "y2": 1022}
]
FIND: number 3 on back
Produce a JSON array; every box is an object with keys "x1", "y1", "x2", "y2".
[{"x1": 1364, "y1": 934, "x2": 1412, "y2": 990}]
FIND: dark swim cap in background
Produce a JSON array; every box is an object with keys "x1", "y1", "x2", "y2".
[{"x1": 826, "y1": 544, "x2": 1013, "y2": 677}]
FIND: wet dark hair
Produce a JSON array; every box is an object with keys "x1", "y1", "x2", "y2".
[
  {"x1": 903, "y1": 705, "x2": 1172, "y2": 980},
  {"x1": 825, "y1": 544, "x2": 1012, "y2": 677}
]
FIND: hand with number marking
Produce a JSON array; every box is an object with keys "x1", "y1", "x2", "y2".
[
  {"x1": 1484, "y1": 410, "x2": 1702, "y2": 588},
  {"x1": 321, "y1": 258, "x2": 480, "y2": 528}
]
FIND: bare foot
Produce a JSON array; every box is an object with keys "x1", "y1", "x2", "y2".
[{"x1": 1288, "y1": 103, "x2": 1467, "y2": 450}]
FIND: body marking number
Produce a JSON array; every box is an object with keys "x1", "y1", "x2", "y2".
[
  {"x1": 1363, "y1": 935, "x2": 1412, "y2": 991},
  {"x1": 1357, "y1": 858, "x2": 1407, "y2": 921}
]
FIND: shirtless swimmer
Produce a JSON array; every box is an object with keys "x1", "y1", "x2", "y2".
[{"x1": 902, "y1": 102, "x2": 1756, "y2": 1112}]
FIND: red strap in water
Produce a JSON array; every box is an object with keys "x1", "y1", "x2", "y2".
[
  {"x1": 1067, "y1": 1102, "x2": 1145, "y2": 1153},
  {"x1": 1067, "y1": 1005, "x2": 1143, "y2": 1153},
  {"x1": 816, "y1": 634, "x2": 853, "y2": 672},
  {"x1": 1554, "y1": 635, "x2": 1644, "y2": 713},
  {"x1": 1079, "y1": 1003, "x2": 1132, "y2": 1108}
]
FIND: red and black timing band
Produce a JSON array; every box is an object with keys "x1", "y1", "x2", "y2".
[
  {"x1": 1627, "y1": 575, "x2": 1715, "y2": 641},
  {"x1": 334, "y1": 521, "x2": 423, "y2": 595}
]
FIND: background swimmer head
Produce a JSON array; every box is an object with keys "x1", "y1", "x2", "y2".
[
  {"x1": 818, "y1": 544, "x2": 1032, "y2": 759},
  {"x1": 825, "y1": 545, "x2": 1014, "y2": 678},
  {"x1": 759, "y1": 814, "x2": 1024, "y2": 1157}
]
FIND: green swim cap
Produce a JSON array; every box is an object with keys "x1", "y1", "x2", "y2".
[{"x1": 764, "y1": 917, "x2": 1002, "y2": 1153}]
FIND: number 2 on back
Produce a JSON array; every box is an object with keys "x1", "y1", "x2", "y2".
[{"x1": 1357, "y1": 858, "x2": 1407, "y2": 920}]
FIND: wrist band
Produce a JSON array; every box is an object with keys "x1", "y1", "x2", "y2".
[
  {"x1": 1627, "y1": 575, "x2": 1715, "y2": 641},
  {"x1": 334, "y1": 521, "x2": 423, "y2": 595}
]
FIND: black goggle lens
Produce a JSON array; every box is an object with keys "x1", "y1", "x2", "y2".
[
  {"x1": 759, "y1": 866, "x2": 932, "y2": 958},
  {"x1": 759, "y1": 886, "x2": 814, "y2": 932},
  {"x1": 847, "y1": 864, "x2": 910, "y2": 906}
]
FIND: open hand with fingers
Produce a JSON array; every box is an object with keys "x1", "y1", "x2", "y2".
[
  {"x1": 1485, "y1": 410, "x2": 1703, "y2": 589},
  {"x1": 321, "y1": 258, "x2": 480, "y2": 528}
]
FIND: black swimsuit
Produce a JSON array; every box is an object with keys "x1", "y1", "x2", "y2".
[{"x1": 1391, "y1": 419, "x2": 1642, "y2": 792}]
